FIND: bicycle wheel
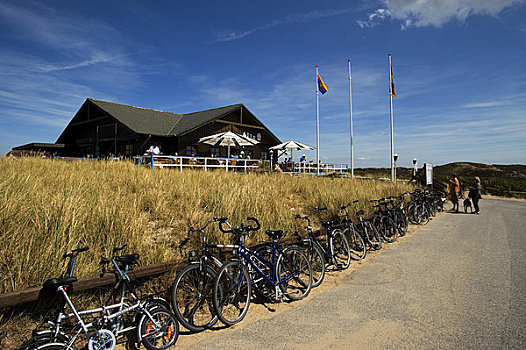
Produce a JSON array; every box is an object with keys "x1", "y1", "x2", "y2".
[
  {"x1": 406, "y1": 204, "x2": 418, "y2": 224},
  {"x1": 139, "y1": 308, "x2": 179, "y2": 350},
  {"x1": 429, "y1": 201, "x2": 437, "y2": 217},
  {"x1": 396, "y1": 211, "x2": 408, "y2": 237},
  {"x1": 419, "y1": 206, "x2": 430, "y2": 225},
  {"x1": 364, "y1": 221, "x2": 382, "y2": 250},
  {"x1": 303, "y1": 241, "x2": 325, "y2": 288},
  {"x1": 379, "y1": 216, "x2": 397, "y2": 243},
  {"x1": 87, "y1": 329, "x2": 116, "y2": 350},
  {"x1": 170, "y1": 263, "x2": 218, "y2": 332},
  {"x1": 19, "y1": 331, "x2": 72, "y2": 350},
  {"x1": 277, "y1": 247, "x2": 312, "y2": 301},
  {"x1": 213, "y1": 260, "x2": 251, "y2": 326},
  {"x1": 251, "y1": 244, "x2": 275, "y2": 301},
  {"x1": 332, "y1": 230, "x2": 351, "y2": 269},
  {"x1": 344, "y1": 227, "x2": 366, "y2": 260}
]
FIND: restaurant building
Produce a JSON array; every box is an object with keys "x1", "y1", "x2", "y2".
[{"x1": 12, "y1": 98, "x2": 281, "y2": 159}]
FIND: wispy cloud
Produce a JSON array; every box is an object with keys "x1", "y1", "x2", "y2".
[
  {"x1": 33, "y1": 53, "x2": 123, "y2": 73},
  {"x1": 358, "y1": 0, "x2": 522, "y2": 30},
  {"x1": 461, "y1": 101, "x2": 505, "y2": 108},
  {"x1": 211, "y1": 8, "x2": 356, "y2": 42}
]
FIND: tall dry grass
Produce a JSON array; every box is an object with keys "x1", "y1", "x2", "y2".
[{"x1": 0, "y1": 157, "x2": 415, "y2": 294}]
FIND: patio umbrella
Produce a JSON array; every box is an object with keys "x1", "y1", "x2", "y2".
[
  {"x1": 269, "y1": 140, "x2": 314, "y2": 161},
  {"x1": 199, "y1": 131, "x2": 259, "y2": 169}
]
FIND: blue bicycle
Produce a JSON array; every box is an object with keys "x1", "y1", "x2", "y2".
[{"x1": 212, "y1": 217, "x2": 312, "y2": 326}]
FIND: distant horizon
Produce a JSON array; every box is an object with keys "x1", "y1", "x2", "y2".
[{"x1": 1, "y1": 0, "x2": 525, "y2": 167}]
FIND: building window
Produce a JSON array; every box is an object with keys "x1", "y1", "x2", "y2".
[
  {"x1": 125, "y1": 144, "x2": 133, "y2": 156},
  {"x1": 186, "y1": 145, "x2": 197, "y2": 156},
  {"x1": 210, "y1": 147, "x2": 220, "y2": 157},
  {"x1": 260, "y1": 151, "x2": 268, "y2": 160}
]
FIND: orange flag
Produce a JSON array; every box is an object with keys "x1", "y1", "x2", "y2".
[{"x1": 390, "y1": 61, "x2": 396, "y2": 98}]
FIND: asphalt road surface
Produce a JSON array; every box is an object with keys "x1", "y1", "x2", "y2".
[{"x1": 174, "y1": 198, "x2": 526, "y2": 350}]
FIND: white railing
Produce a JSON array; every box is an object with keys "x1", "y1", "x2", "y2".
[
  {"x1": 133, "y1": 155, "x2": 348, "y2": 175},
  {"x1": 284, "y1": 161, "x2": 349, "y2": 175},
  {"x1": 133, "y1": 155, "x2": 267, "y2": 172}
]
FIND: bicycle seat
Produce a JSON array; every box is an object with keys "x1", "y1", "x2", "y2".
[
  {"x1": 43, "y1": 276, "x2": 78, "y2": 291},
  {"x1": 356, "y1": 210, "x2": 364, "y2": 216},
  {"x1": 115, "y1": 254, "x2": 139, "y2": 265},
  {"x1": 265, "y1": 230, "x2": 283, "y2": 240}
]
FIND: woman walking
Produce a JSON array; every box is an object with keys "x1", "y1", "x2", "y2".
[{"x1": 469, "y1": 177, "x2": 482, "y2": 214}]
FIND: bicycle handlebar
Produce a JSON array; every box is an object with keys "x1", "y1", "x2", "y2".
[
  {"x1": 113, "y1": 244, "x2": 127, "y2": 254},
  {"x1": 62, "y1": 245, "x2": 89, "y2": 259},
  {"x1": 294, "y1": 214, "x2": 312, "y2": 227},
  {"x1": 218, "y1": 217, "x2": 260, "y2": 234},
  {"x1": 341, "y1": 200, "x2": 359, "y2": 210}
]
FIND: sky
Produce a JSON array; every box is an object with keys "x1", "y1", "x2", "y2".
[{"x1": 1, "y1": 0, "x2": 525, "y2": 167}]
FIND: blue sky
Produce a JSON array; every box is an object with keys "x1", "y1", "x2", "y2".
[{"x1": 1, "y1": 0, "x2": 525, "y2": 167}]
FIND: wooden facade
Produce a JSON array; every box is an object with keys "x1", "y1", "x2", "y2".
[{"x1": 51, "y1": 99, "x2": 281, "y2": 158}]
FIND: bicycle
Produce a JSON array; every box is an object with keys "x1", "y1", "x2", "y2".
[
  {"x1": 170, "y1": 217, "x2": 227, "y2": 332},
  {"x1": 212, "y1": 217, "x2": 312, "y2": 326},
  {"x1": 371, "y1": 199, "x2": 398, "y2": 243},
  {"x1": 295, "y1": 207, "x2": 351, "y2": 272},
  {"x1": 406, "y1": 190, "x2": 431, "y2": 225},
  {"x1": 97, "y1": 245, "x2": 179, "y2": 350},
  {"x1": 21, "y1": 245, "x2": 117, "y2": 350},
  {"x1": 385, "y1": 194, "x2": 409, "y2": 237},
  {"x1": 340, "y1": 201, "x2": 380, "y2": 257},
  {"x1": 355, "y1": 208, "x2": 382, "y2": 251},
  {"x1": 338, "y1": 200, "x2": 367, "y2": 260}
]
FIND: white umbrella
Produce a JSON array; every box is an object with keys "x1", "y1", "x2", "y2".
[
  {"x1": 269, "y1": 140, "x2": 314, "y2": 161},
  {"x1": 199, "y1": 131, "x2": 259, "y2": 169}
]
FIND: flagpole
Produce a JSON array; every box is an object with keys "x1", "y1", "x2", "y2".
[
  {"x1": 316, "y1": 66, "x2": 320, "y2": 175},
  {"x1": 389, "y1": 54, "x2": 395, "y2": 182},
  {"x1": 348, "y1": 59, "x2": 354, "y2": 177}
]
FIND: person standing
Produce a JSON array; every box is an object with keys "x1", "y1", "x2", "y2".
[
  {"x1": 469, "y1": 177, "x2": 482, "y2": 214},
  {"x1": 448, "y1": 174, "x2": 460, "y2": 212}
]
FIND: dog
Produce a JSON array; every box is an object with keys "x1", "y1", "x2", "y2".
[{"x1": 463, "y1": 197, "x2": 473, "y2": 213}]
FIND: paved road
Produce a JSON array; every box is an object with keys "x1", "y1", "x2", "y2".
[{"x1": 175, "y1": 198, "x2": 526, "y2": 349}]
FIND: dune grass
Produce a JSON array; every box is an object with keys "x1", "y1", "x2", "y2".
[{"x1": 0, "y1": 157, "x2": 416, "y2": 294}]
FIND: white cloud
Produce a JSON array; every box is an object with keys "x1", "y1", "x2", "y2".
[
  {"x1": 358, "y1": 0, "x2": 522, "y2": 29},
  {"x1": 356, "y1": 8, "x2": 391, "y2": 28}
]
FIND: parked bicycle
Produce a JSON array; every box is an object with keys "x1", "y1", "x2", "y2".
[
  {"x1": 371, "y1": 199, "x2": 398, "y2": 243},
  {"x1": 21, "y1": 245, "x2": 117, "y2": 350},
  {"x1": 97, "y1": 244, "x2": 178, "y2": 350},
  {"x1": 170, "y1": 217, "x2": 227, "y2": 332},
  {"x1": 212, "y1": 217, "x2": 312, "y2": 326},
  {"x1": 340, "y1": 201, "x2": 381, "y2": 258},
  {"x1": 296, "y1": 207, "x2": 351, "y2": 273}
]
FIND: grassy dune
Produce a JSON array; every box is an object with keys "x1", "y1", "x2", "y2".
[{"x1": 0, "y1": 157, "x2": 415, "y2": 294}]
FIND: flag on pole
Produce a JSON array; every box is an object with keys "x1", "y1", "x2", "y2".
[
  {"x1": 317, "y1": 72, "x2": 328, "y2": 94},
  {"x1": 390, "y1": 61, "x2": 396, "y2": 98}
]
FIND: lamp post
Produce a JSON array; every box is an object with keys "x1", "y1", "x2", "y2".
[
  {"x1": 412, "y1": 158, "x2": 417, "y2": 177},
  {"x1": 393, "y1": 153, "x2": 399, "y2": 182}
]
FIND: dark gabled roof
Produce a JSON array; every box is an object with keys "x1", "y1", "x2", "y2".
[
  {"x1": 169, "y1": 104, "x2": 243, "y2": 136},
  {"x1": 88, "y1": 99, "x2": 247, "y2": 137},
  {"x1": 89, "y1": 99, "x2": 183, "y2": 136}
]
